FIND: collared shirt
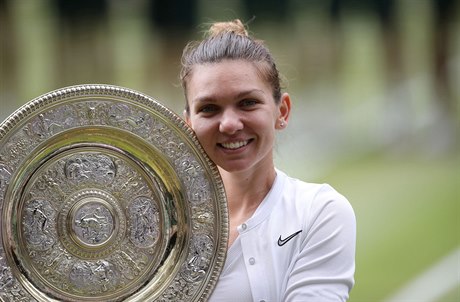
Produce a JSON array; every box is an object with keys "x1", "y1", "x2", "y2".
[{"x1": 209, "y1": 169, "x2": 356, "y2": 302}]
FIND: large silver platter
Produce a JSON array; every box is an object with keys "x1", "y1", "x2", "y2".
[{"x1": 0, "y1": 85, "x2": 228, "y2": 301}]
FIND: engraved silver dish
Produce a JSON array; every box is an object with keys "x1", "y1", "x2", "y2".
[{"x1": 0, "y1": 84, "x2": 228, "y2": 301}]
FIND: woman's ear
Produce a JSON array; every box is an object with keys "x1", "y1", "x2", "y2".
[{"x1": 276, "y1": 93, "x2": 291, "y2": 129}]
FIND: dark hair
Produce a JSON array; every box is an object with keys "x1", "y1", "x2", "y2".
[{"x1": 180, "y1": 19, "x2": 282, "y2": 114}]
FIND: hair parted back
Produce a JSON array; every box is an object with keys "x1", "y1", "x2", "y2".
[{"x1": 180, "y1": 19, "x2": 282, "y2": 113}]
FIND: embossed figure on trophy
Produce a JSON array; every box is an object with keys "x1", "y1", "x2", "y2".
[
  {"x1": 31, "y1": 206, "x2": 48, "y2": 235},
  {"x1": 65, "y1": 158, "x2": 91, "y2": 180},
  {"x1": 35, "y1": 170, "x2": 66, "y2": 200},
  {"x1": 93, "y1": 260, "x2": 115, "y2": 292},
  {"x1": 64, "y1": 155, "x2": 116, "y2": 185},
  {"x1": 180, "y1": 159, "x2": 198, "y2": 190},
  {"x1": 133, "y1": 203, "x2": 153, "y2": 243},
  {"x1": 69, "y1": 262, "x2": 90, "y2": 293},
  {"x1": 82, "y1": 102, "x2": 109, "y2": 125},
  {"x1": 109, "y1": 104, "x2": 146, "y2": 129},
  {"x1": 185, "y1": 255, "x2": 206, "y2": 282},
  {"x1": 130, "y1": 197, "x2": 158, "y2": 247},
  {"x1": 23, "y1": 199, "x2": 56, "y2": 250},
  {"x1": 96, "y1": 156, "x2": 117, "y2": 179},
  {"x1": 179, "y1": 158, "x2": 209, "y2": 203},
  {"x1": 24, "y1": 113, "x2": 63, "y2": 139},
  {"x1": 64, "y1": 154, "x2": 117, "y2": 185},
  {"x1": 183, "y1": 235, "x2": 213, "y2": 282},
  {"x1": 69, "y1": 260, "x2": 117, "y2": 293},
  {"x1": 75, "y1": 209, "x2": 111, "y2": 244}
]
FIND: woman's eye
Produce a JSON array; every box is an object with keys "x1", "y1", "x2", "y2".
[
  {"x1": 240, "y1": 99, "x2": 258, "y2": 107},
  {"x1": 198, "y1": 104, "x2": 218, "y2": 113}
]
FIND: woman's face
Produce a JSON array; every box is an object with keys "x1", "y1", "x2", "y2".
[{"x1": 185, "y1": 60, "x2": 290, "y2": 173}]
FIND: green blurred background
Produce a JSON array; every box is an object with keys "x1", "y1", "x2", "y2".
[{"x1": 1, "y1": 0, "x2": 459, "y2": 301}]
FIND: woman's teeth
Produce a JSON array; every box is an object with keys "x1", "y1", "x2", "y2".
[{"x1": 220, "y1": 141, "x2": 248, "y2": 150}]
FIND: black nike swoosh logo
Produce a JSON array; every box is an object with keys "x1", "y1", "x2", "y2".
[{"x1": 277, "y1": 230, "x2": 302, "y2": 246}]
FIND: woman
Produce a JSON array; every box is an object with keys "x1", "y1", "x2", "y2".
[{"x1": 180, "y1": 19, "x2": 356, "y2": 302}]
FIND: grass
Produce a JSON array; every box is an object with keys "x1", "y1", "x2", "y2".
[{"x1": 289, "y1": 152, "x2": 460, "y2": 301}]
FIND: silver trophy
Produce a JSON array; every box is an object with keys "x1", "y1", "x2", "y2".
[{"x1": 0, "y1": 85, "x2": 228, "y2": 301}]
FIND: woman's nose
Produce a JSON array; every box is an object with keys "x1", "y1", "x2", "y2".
[{"x1": 219, "y1": 109, "x2": 243, "y2": 134}]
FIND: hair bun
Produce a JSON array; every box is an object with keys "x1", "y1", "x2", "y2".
[{"x1": 207, "y1": 19, "x2": 248, "y2": 37}]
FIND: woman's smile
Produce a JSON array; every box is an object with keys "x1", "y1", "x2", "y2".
[{"x1": 219, "y1": 139, "x2": 253, "y2": 150}]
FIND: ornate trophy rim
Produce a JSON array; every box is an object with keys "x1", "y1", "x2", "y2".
[{"x1": 0, "y1": 84, "x2": 228, "y2": 301}]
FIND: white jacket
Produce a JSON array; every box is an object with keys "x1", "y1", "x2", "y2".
[{"x1": 210, "y1": 169, "x2": 356, "y2": 302}]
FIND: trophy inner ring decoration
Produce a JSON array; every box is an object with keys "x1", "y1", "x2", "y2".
[
  {"x1": 18, "y1": 148, "x2": 166, "y2": 299},
  {"x1": 0, "y1": 85, "x2": 228, "y2": 302}
]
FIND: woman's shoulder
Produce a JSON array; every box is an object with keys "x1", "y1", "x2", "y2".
[
  {"x1": 276, "y1": 169, "x2": 353, "y2": 213},
  {"x1": 276, "y1": 169, "x2": 355, "y2": 234},
  {"x1": 276, "y1": 169, "x2": 338, "y2": 196}
]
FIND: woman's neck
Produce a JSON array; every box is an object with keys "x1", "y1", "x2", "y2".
[
  {"x1": 219, "y1": 166, "x2": 276, "y2": 215},
  {"x1": 219, "y1": 165, "x2": 276, "y2": 247}
]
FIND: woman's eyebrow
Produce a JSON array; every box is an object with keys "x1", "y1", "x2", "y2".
[
  {"x1": 191, "y1": 95, "x2": 217, "y2": 106},
  {"x1": 236, "y1": 89, "x2": 265, "y2": 99},
  {"x1": 192, "y1": 88, "x2": 265, "y2": 105}
]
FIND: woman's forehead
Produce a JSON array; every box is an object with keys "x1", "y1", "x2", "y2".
[
  {"x1": 188, "y1": 62, "x2": 270, "y2": 98},
  {"x1": 189, "y1": 61, "x2": 268, "y2": 87}
]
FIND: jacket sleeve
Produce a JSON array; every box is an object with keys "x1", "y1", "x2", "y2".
[{"x1": 282, "y1": 184, "x2": 356, "y2": 302}]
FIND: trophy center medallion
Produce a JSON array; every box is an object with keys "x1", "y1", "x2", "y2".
[
  {"x1": 71, "y1": 199, "x2": 114, "y2": 246},
  {"x1": 58, "y1": 189, "x2": 126, "y2": 259}
]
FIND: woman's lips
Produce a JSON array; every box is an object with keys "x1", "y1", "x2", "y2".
[{"x1": 218, "y1": 139, "x2": 252, "y2": 150}]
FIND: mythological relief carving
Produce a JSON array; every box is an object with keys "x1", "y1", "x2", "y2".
[
  {"x1": 69, "y1": 260, "x2": 119, "y2": 293},
  {"x1": 181, "y1": 234, "x2": 214, "y2": 282},
  {"x1": 109, "y1": 104, "x2": 149, "y2": 130},
  {"x1": 82, "y1": 102, "x2": 110, "y2": 125},
  {"x1": 22, "y1": 114, "x2": 61, "y2": 141},
  {"x1": 73, "y1": 203, "x2": 114, "y2": 245},
  {"x1": 176, "y1": 156, "x2": 211, "y2": 204},
  {"x1": 65, "y1": 154, "x2": 116, "y2": 184},
  {"x1": 128, "y1": 196, "x2": 159, "y2": 248},
  {"x1": 22, "y1": 199, "x2": 56, "y2": 251},
  {"x1": 189, "y1": 180, "x2": 211, "y2": 204},
  {"x1": 32, "y1": 167, "x2": 68, "y2": 203}
]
